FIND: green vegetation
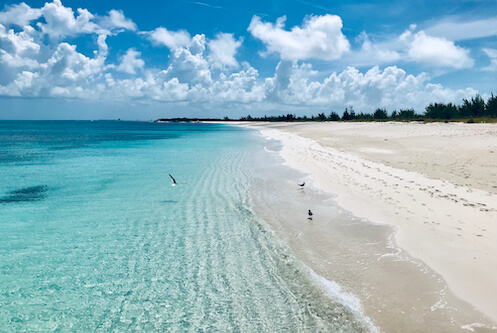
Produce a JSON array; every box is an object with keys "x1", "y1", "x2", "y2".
[
  {"x1": 156, "y1": 93, "x2": 497, "y2": 123},
  {"x1": 237, "y1": 93, "x2": 497, "y2": 123}
]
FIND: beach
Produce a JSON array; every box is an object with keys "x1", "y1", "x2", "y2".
[
  {"x1": 2, "y1": 120, "x2": 496, "y2": 332},
  {"x1": 245, "y1": 121, "x2": 497, "y2": 332}
]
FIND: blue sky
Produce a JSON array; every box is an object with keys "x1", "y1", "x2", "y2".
[{"x1": 0, "y1": 0, "x2": 496, "y2": 119}]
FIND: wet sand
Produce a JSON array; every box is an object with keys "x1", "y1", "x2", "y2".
[{"x1": 244, "y1": 121, "x2": 497, "y2": 332}]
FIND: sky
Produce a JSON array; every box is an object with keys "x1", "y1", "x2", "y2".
[{"x1": 0, "y1": 0, "x2": 496, "y2": 120}]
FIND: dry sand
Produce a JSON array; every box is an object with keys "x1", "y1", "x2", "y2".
[{"x1": 246, "y1": 121, "x2": 497, "y2": 330}]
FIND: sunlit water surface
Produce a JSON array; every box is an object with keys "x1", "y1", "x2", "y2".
[{"x1": 0, "y1": 121, "x2": 375, "y2": 332}]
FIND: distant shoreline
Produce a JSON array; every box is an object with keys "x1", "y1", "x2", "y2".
[{"x1": 155, "y1": 117, "x2": 497, "y2": 124}]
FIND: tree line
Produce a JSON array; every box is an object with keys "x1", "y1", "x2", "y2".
[{"x1": 237, "y1": 93, "x2": 497, "y2": 122}]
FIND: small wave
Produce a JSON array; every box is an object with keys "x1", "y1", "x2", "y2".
[
  {"x1": 461, "y1": 322, "x2": 497, "y2": 331},
  {"x1": 306, "y1": 267, "x2": 380, "y2": 333}
]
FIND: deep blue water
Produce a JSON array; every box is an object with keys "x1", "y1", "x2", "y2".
[{"x1": 0, "y1": 121, "x2": 374, "y2": 332}]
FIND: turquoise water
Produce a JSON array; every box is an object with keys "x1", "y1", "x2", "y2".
[{"x1": 0, "y1": 121, "x2": 374, "y2": 332}]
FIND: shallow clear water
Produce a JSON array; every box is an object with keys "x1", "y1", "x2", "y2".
[{"x1": 0, "y1": 121, "x2": 375, "y2": 332}]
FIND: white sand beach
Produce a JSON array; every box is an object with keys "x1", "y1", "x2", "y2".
[{"x1": 246, "y1": 121, "x2": 497, "y2": 331}]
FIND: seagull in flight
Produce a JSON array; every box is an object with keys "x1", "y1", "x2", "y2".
[
  {"x1": 169, "y1": 173, "x2": 178, "y2": 186},
  {"x1": 298, "y1": 182, "x2": 305, "y2": 188}
]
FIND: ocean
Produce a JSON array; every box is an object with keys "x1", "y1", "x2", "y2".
[{"x1": 0, "y1": 121, "x2": 375, "y2": 332}]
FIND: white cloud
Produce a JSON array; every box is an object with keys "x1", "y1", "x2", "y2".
[
  {"x1": 103, "y1": 9, "x2": 137, "y2": 32},
  {"x1": 425, "y1": 16, "x2": 497, "y2": 41},
  {"x1": 148, "y1": 27, "x2": 191, "y2": 49},
  {"x1": 149, "y1": 29, "x2": 243, "y2": 71},
  {"x1": 248, "y1": 14, "x2": 350, "y2": 61},
  {"x1": 350, "y1": 31, "x2": 401, "y2": 66},
  {"x1": 260, "y1": 62, "x2": 477, "y2": 112},
  {"x1": 103, "y1": 74, "x2": 190, "y2": 102},
  {"x1": 207, "y1": 33, "x2": 242, "y2": 68},
  {"x1": 0, "y1": 24, "x2": 42, "y2": 69},
  {"x1": 400, "y1": 30, "x2": 473, "y2": 69},
  {"x1": 264, "y1": 60, "x2": 319, "y2": 103},
  {"x1": 0, "y1": 24, "x2": 40, "y2": 57},
  {"x1": 0, "y1": 70, "x2": 39, "y2": 96},
  {"x1": 483, "y1": 48, "x2": 497, "y2": 71},
  {"x1": 38, "y1": 0, "x2": 99, "y2": 39},
  {"x1": 14, "y1": 70, "x2": 38, "y2": 90},
  {"x1": 346, "y1": 24, "x2": 476, "y2": 71},
  {"x1": 0, "y1": 49, "x2": 41, "y2": 68},
  {"x1": 0, "y1": 1, "x2": 140, "y2": 93},
  {"x1": 0, "y1": 2, "x2": 483, "y2": 115},
  {"x1": 0, "y1": 42, "x2": 479, "y2": 114},
  {"x1": 161, "y1": 34, "x2": 212, "y2": 86},
  {"x1": 0, "y1": 2, "x2": 41, "y2": 27},
  {"x1": 44, "y1": 35, "x2": 108, "y2": 82},
  {"x1": 335, "y1": 66, "x2": 429, "y2": 109},
  {"x1": 117, "y1": 48, "x2": 144, "y2": 74},
  {"x1": 0, "y1": 33, "x2": 112, "y2": 99},
  {"x1": 209, "y1": 67, "x2": 263, "y2": 103},
  {"x1": 18, "y1": 0, "x2": 137, "y2": 39}
]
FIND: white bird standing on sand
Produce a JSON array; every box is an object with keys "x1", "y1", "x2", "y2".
[
  {"x1": 169, "y1": 173, "x2": 178, "y2": 186},
  {"x1": 308, "y1": 209, "x2": 313, "y2": 220}
]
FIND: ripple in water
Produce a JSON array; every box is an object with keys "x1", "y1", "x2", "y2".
[
  {"x1": 0, "y1": 121, "x2": 376, "y2": 332},
  {"x1": 0, "y1": 185, "x2": 48, "y2": 203}
]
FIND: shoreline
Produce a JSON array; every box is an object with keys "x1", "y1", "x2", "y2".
[{"x1": 243, "y1": 121, "x2": 497, "y2": 330}]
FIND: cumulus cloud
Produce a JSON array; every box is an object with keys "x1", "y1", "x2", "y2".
[
  {"x1": 0, "y1": 70, "x2": 39, "y2": 96},
  {"x1": 483, "y1": 48, "x2": 497, "y2": 71},
  {"x1": 0, "y1": 0, "x2": 137, "y2": 40},
  {"x1": 149, "y1": 29, "x2": 243, "y2": 69},
  {"x1": 0, "y1": 1, "x2": 139, "y2": 96},
  {"x1": 44, "y1": 34, "x2": 108, "y2": 82},
  {"x1": 351, "y1": 31, "x2": 401, "y2": 66},
  {"x1": 102, "y1": 9, "x2": 137, "y2": 32},
  {"x1": 0, "y1": 24, "x2": 40, "y2": 57},
  {"x1": 264, "y1": 60, "x2": 319, "y2": 103},
  {"x1": 248, "y1": 14, "x2": 350, "y2": 61},
  {"x1": 161, "y1": 34, "x2": 212, "y2": 86},
  {"x1": 0, "y1": 23, "x2": 43, "y2": 71},
  {"x1": 102, "y1": 74, "x2": 190, "y2": 102},
  {"x1": 209, "y1": 67, "x2": 263, "y2": 103},
  {"x1": 261, "y1": 62, "x2": 477, "y2": 112},
  {"x1": 207, "y1": 33, "x2": 242, "y2": 68},
  {"x1": 0, "y1": 33, "x2": 109, "y2": 99},
  {"x1": 0, "y1": 40, "x2": 479, "y2": 113},
  {"x1": 117, "y1": 48, "x2": 144, "y2": 74},
  {"x1": 400, "y1": 30, "x2": 473, "y2": 69},
  {"x1": 38, "y1": 0, "x2": 99, "y2": 38},
  {"x1": 14, "y1": 70, "x2": 38, "y2": 90},
  {"x1": 0, "y1": 2, "x2": 41, "y2": 27},
  {"x1": 0, "y1": 1, "x2": 483, "y2": 115},
  {"x1": 350, "y1": 27, "x2": 474, "y2": 69},
  {"x1": 99, "y1": 64, "x2": 262, "y2": 104},
  {"x1": 148, "y1": 27, "x2": 191, "y2": 49}
]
